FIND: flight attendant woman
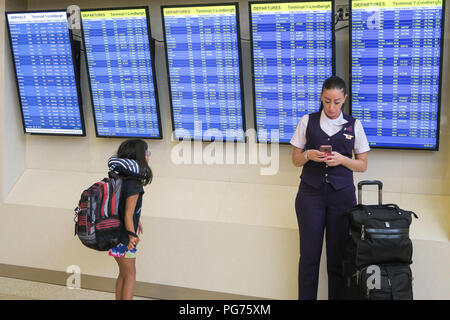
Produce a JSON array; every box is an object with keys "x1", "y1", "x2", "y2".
[{"x1": 291, "y1": 76, "x2": 370, "y2": 300}]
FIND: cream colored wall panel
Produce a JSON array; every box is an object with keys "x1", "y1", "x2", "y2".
[
  {"x1": 0, "y1": 202, "x2": 448, "y2": 299},
  {"x1": 401, "y1": 150, "x2": 450, "y2": 196},
  {"x1": 86, "y1": 138, "x2": 124, "y2": 172},
  {"x1": 0, "y1": 203, "x2": 118, "y2": 278},
  {"x1": 4, "y1": 169, "x2": 297, "y2": 228},
  {"x1": 354, "y1": 188, "x2": 391, "y2": 206},
  {"x1": 0, "y1": 204, "x2": 71, "y2": 268},
  {"x1": 144, "y1": 141, "x2": 298, "y2": 187},
  {"x1": 400, "y1": 133, "x2": 450, "y2": 195},
  {"x1": 400, "y1": 194, "x2": 450, "y2": 241},
  {"x1": 25, "y1": 132, "x2": 302, "y2": 187},
  {"x1": 217, "y1": 182, "x2": 298, "y2": 229},
  {"x1": 0, "y1": 203, "x2": 300, "y2": 299},
  {"x1": 6, "y1": 169, "x2": 449, "y2": 241},
  {"x1": 6, "y1": 0, "x2": 26, "y2": 11},
  {"x1": 353, "y1": 149, "x2": 404, "y2": 192},
  {"x1": 411, "y1": 240, "x2": 450, "y2": 300},
  {"x1": 146, "y1": 177, "x2": 226, "y2": 221},
  {"x1": 134, "y1": 216, "x2": 300, "y2": 299},
  {"x1": 25, "y1": 137, "x2": 91, "y2": 172},
  {"x1": 5, "y1": 169, "x2": 104, "y2": 208}
]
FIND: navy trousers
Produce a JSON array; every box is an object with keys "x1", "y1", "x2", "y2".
[{"x1": 295, "y1": 182, "x2": 356, "y2": 300}]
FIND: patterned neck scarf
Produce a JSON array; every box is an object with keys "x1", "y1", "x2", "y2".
[{"x1": 108, "y1": 156, "x2": 141, "y2": 177}]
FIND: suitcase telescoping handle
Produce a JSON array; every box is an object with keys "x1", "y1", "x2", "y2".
[{"x1": 357, "y1": 180, "x2": 383, "y2": 205}]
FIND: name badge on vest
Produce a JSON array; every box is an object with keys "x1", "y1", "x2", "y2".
[
  {"x1": 343, "y1": 133, "x2": 354, "y2": 140},
  {"x1": 343, "y1": 125, "x2": 354, "y2": 140}
]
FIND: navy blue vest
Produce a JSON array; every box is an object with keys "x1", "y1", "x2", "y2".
[{"x1": 301, "y1": 112, "x2": 356, "y2": 190}]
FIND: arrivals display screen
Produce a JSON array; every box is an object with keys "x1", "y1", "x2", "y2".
[
  {"x1": 350, "y1": 0, "x2": 445, "y2": 150},
  {"x1": 6, "y1": 11, "x2": 85, "y2": 136},
  {"x1": 250, "y1": 1, "x2": 334, "y2": 143},
  {"x1": 162, "y1": 4, "x2": 245, "y2": 142},
  {"x1": 81, "y1": 7, "x2": 162, "y2": 138}
]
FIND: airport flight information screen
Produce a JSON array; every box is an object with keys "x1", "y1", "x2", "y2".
[
  {"x1": 7, "y1": 11, "x2": 84, "y2": 135},
  {"x1": 350, "y1": 0, "x2": 444, "y2": 150},
  {"x1": 162, "y1": 4, "x2": 245, "y2": 141},
  {"x1": 250, "y1": 1, "x2": 334, "y2": 143},
  {"x1": 81, "y1": 8, "x2": 162, "y2": 138}
]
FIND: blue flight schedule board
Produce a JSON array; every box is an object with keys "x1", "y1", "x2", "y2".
[
  {"x1": 81, "y1": 8, "x2": 162, "y2": 138},
  {"x1": 6, "y1": 11, "x2": 85, "y2": 136},
  {"x1": 250, "y1": 1, "x2": 334, "y2": 143},
  {"x1": 162, "y1": 4, "x2": 245, "y2": 142},
  {"x1": 350, "y1": 0, "x2": 445, "y2": 150}
]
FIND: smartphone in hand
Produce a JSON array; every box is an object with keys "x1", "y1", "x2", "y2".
[{"x1": 319, "y1": 145, "x2": 332, "y2": 156}]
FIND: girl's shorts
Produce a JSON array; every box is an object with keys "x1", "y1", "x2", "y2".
[{"x1": 109, "y1": 243, "x2": 137, "y2": 259}]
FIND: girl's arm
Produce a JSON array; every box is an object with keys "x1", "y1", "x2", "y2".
[
  {"x1": 138, "y1": 221, "x2": 144, "y2": 236},
  {"x1": 124, "y1": 194, "x2": 139, "y2": 250}
]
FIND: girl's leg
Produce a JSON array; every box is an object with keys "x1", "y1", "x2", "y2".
[
  {"x1": 114, "y1": 257, "x2": 124, "y2": 300},
  {"x1": 115, "y1": 256, "x2": 136, "y2": 300}
]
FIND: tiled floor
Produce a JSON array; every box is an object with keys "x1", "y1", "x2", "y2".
[
  {"x1": 0, "y1": 293, "x2": 31, "y2": 300},
  {"x1": 0, "y1": 276, "x2": 150, "y2": 300}
]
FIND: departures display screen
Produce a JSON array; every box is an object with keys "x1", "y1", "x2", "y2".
[
  {"x1": 350, "y1": 0, "x2": 445, "y2": 150},
  {"x1": 162, "y1": 4, "x2": 245, "y2": 142},
  {"x1": 81, "y1": 7, "x2": 162, "y2": 138},
  {"x1": 250, "y1": 1, "x2": 334, "y2": 143}
]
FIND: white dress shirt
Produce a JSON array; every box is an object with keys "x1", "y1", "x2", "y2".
[{"x1": 290, "y1": 111, "x2": 371, "y2": 155}]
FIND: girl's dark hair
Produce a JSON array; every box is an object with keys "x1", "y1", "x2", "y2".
[
  {"x1": 116, "y1": 139, "x2": 152, "y2": 186},
  {"x1": 319, "y1": 76, "x2": 347, "y2": 111}
]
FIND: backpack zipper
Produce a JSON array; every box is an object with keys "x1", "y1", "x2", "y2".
[
  {"x1": 361, "y1": 225, "x2": 365, "y2": 240},
  {"x1": 354, "y1": 269, "x2": 361, "y2": 286},
  {"x1": 365, "y1": 228, "x2": 409, "y2": 239}
]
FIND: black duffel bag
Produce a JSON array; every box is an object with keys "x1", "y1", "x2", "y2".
[
  {"x1": 345, "y1": 180, "x2": 418, "y2": 268},
  {"x1": 343, "y1": 262, "x2": 414, "y2": 300}
]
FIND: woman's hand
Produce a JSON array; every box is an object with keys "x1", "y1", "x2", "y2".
[
  {"x1": 307, "y1": 150, "x2": 327, "y2": 162},
  {"x1": 127, "y1": 235, "x2": 139, "y2": 251},
  {"x1": 324, "y1": 151, "x2": 347, "y2": 167},
  {"x1": 138, "y1": 221, "x2": 144, "y2": 236}
]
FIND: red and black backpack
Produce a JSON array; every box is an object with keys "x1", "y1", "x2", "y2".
[{"x1": 74, "y1": 172, "x2": 124, "y2": 251}]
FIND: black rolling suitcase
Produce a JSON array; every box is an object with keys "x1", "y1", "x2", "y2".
[{"x1": 343, "y1": 180, "x2": 418, "y2": 300}]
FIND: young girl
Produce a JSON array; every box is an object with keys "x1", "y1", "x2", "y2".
[{"x1": 108, "y1": 139, "x2": 152, "y2": 300}]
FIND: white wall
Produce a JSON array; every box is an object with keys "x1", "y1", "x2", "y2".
[
  {"x1": 0, "y1": 0, "x2": 449, "y2": 299},
  {"x1": 2, "y1": 0, "x2": 26, "y2": 200}
]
